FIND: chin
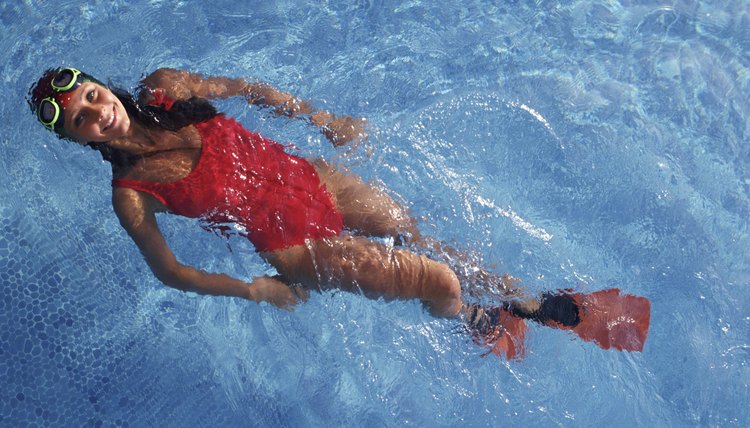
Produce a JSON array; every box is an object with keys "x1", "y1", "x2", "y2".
[{"x1": 119, "y1": 118, "x2": 131, "y2": 135}]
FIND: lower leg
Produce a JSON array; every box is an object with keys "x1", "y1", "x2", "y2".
[
  {"x1": 268, "y1": 236, "x2": 463, "y2": 318},
  {"x1": 311, "y1": 160, "x2": 543, "y2": 314},
  {"x1": 313, "y1": 159, "x2": 536, "y2": 298},
  {"x1": 395, "y1": 223, "x2": 531, "y2": 300}
]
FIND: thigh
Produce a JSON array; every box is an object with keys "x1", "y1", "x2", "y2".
[
  {"x1": 312, "y1": 159, "x2": 415, "y2": 238},
  {"x1": 265, "y1": 236, "x2": 416, "y2": 297},
  {"x1": 264, "y1": 235, "x2": 461, "y2": 315}
]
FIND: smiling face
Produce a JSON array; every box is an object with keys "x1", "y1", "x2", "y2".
[{"x1": 61, "y1": 82, "x2": 131, "y2": 143}]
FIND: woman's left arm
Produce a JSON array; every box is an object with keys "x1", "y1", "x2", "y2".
[{"x1": 141, "y1": 68, "x2": 367, "y2": 146}]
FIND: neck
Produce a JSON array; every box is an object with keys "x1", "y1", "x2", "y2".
[{"x1": 106, "y1": 119, "x2": 158, "y2": 155}]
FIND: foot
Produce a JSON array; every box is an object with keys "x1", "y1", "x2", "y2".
[
  {"x1": 506, "y1": 292, "x2": 581, "y2": 327},
  {"x1": 463, "y1": 304, "x2": 526, "y2": 360}
]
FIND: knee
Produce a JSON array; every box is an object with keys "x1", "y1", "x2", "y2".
[
  {"x1": 424, "y1": 262, "x2": 462, "y2": 317},
  {"x1": 434, "y1": 264, "x2": 461, "y2": 300},
  {"x1": 263, "y1": 244, "x2": 316, "y2": 284}
]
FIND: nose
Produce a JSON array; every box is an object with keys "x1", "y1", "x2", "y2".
[
  {"x1": 86, "y1": 103, "x2": 107, "y2": 126},
  {"x1": 79, "y1": 102, "x2": 103, "y2": 119}
]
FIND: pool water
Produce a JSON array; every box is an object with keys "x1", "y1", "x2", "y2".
[{"x1": 2, "y1": 0, "x2": 749, "y2": 426}]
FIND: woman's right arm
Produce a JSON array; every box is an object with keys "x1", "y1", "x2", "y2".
[
  {"x1": 112, "y1": 187, "x2": 303, "y2": 309},
  {"x1": 141, "y1": 68, "x2": 367, "y2": 147}
]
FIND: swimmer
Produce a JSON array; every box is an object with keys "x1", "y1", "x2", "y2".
[{"x1": 29, "y1": 67, "x2": 650, "y2": 358}]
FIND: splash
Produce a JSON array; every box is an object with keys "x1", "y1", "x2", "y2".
[{"x1": 476, "y1": 196, "x2": 553, "y2": 242}]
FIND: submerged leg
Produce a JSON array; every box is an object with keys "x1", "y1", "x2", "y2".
[
  {"x1": 307, "y1": 161, "x2": 651, "y2": 354},
  {"x1": 265, "y1": 235, "x2": 463, "y2": 317},
  {"x1": 312, "y1": 158, "x2": 584, "y2": 324},
  {"x1": 313, "y1": 159, "x2": 533, "y2": 302}
]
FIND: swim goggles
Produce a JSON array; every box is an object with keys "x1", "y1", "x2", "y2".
[{"x1": 37, "y1": 68, "x2": 91, "y2": 132}]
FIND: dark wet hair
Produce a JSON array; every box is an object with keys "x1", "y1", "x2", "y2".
[
  {"x1": 89, "y1": 86, "x2": 218, "y2": 168},
  {"x1": 112, "y1": 86, "x2": 218, "y2": 133},
  {"x1": 28, "y1": 69, "x2": 57, "y2": 113}
]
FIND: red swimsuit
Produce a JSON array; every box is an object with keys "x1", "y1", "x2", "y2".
[{"x1": 112, "y1": 113, "x2": 344, "y2": 252}]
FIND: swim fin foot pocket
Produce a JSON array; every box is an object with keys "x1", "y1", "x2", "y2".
[{"x1": 526, "y1": 292, "x2": 581, "y2": 327}]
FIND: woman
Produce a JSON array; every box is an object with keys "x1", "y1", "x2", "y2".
[{"x1": 29, "y1": 67, "x2": 650, "y2": 358}]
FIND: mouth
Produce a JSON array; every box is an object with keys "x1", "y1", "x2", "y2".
[{"x1": 103, "y1": 106, "x2": 116, "y2": 132}]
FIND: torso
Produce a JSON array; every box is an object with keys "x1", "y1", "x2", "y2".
[{"x1": 112, "y1": 111, "x2": 344, "y2": 253}]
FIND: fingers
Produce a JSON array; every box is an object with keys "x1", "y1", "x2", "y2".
[
  {"x1": 276, "y1": 286, "x2": 309, "y2": 311},
  {"x1": 276, "y1": 290, "x2": 297, "y2": 311},
  {"x1": 276, "y1": 293, "x2": 297, "y2": 311},
  {"x1": 293, "y1": 286, "x2": 310, "y2": 302}
]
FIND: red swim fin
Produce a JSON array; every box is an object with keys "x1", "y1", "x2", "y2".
[
  {"x1": 548, "y1": 289, "x2": 651, "y2": 352},
  {"x1": 471, "y1": 307, "x2": 527, "y2": 360}
]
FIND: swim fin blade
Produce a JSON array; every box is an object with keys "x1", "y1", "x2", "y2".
[{"x1": 549, "y1": 289, "x2": 651, "y2": 352}]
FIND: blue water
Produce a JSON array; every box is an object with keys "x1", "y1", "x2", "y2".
[{"x1": 1, "y1": 0, "x2": 749, "y2": 426}]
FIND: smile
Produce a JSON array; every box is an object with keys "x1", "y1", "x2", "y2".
[{"x1": 103, "y1": 107, "x2": 116, "y2": 131}]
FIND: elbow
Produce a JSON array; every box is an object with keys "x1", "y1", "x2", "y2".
[
  {"x1": 142, "y1": 68, "x2": 190, "y2": 98},
  {"x1": 153, "y1": 264, "x2": 194, "y2": 293},
  {"x1": 143, "y1": 68, "x2": 181, "y2": 87}
]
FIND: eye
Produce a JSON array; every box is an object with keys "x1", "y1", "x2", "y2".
[
  {"x1": 86, "y1": 89, "x2": 96, "y2": 102},
  {"x1": 75, "y1": 112, "x2": 85, "y2": 128}
]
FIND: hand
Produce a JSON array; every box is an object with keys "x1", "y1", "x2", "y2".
[
  {"x1": 248, "y1": 277, "x2": 309, "y2": 310},
  {"x1": 320, "y1": 115, "x2": 368, "y2": 147}
]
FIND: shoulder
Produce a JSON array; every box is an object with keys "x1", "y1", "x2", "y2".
[{"x1": 112, "y1": 187, "x2": 164, "y2": 230}]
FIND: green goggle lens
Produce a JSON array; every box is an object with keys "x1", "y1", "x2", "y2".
[
  {"x1": 51, "y1": 68, "x2": 82, "y2": 92},
  {"x1": 38, "y1": 97, "x2": 61, "y2": 131}
]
